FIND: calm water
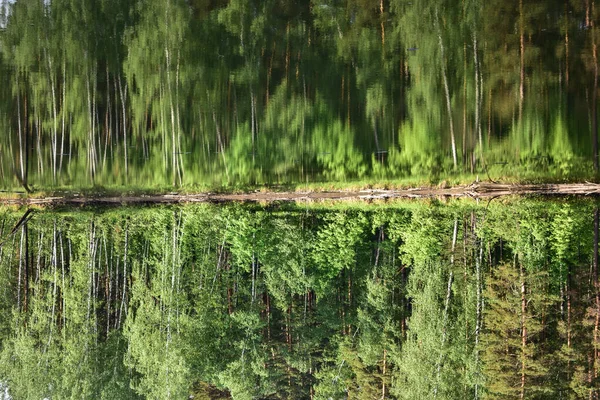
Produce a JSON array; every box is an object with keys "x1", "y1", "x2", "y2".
[{"x1": 0, "y1": 0, "x2": 597, "y2": 191}]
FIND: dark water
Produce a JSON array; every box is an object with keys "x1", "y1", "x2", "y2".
[
  {"x1": 0, "y1": 0, "x2": 597, "y2": 191},
  {"x1": 0, "y1": 200, "x2": 599, "y2": 399}
]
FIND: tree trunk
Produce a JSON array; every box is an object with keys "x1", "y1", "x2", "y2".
[
  {"x1": 382, "y1": 348, "x2": 387, "y2": 398},
  {"x1": 433, "y1": 271, "x2": 454, "y2": 398},
  {"x1": 23, "y1": 221, "x2": 28, "y2": 314},
  {"x1": 567, "y1": 264, "x2": 572, "y2": 382},
  {"x1": 594, "y1": 208, "x2": 599, "y2": 389},
  {"x1": 475, "y1": 236, "x2": 483, "y2": 399},
  {"x1": 520, "y1": 259, "x2": 527, "y2": 400},
  {"x1": 17, "y1": 225, "x2": 23, "y2": 311}
]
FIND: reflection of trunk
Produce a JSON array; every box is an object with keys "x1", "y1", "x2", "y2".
[
  {"x1": 175, "y1": 50, "x2": 184, "y2": 186},
  {"x1": 565, "y1": 0, "x2": 570, "y2": 89},
  {"x1": 251, "y1": 88, "x2": 256, "y2": 162},
  {"x1": 46, "y1": 49, "x2": 58, "y2": 183},
  {"x1": 86, "y1": 70, "x2": 96, "y2": 180},
  {"x1": 473, "y1": 31, "x2": 482, "y2": 154},
  {"x1": 380, "y1": 0, "x2": 385, "y2": 47},
  {"x1": 166, "y1": 44, "x2": 183, "y2": 186},
  {"x1": 341, "y1": 74, "x2": 345, "y2": 124},
  {"x1": 285, "y1": 23, "x2": 290, "y2": 80},
  {"x1": 593, "y1": 41, "x2": 598, "y2": 172},
  {"x1": 15, "y1": 81, "x2": 30, "y2": 193},
  {"x1": 519, "y1": 0, "x2": 525, "y2": 123},
  {"x1": 117, "y1": 75, "x2": 128, "y2": 180},
  {"x1": 586, "y1": 0, "x2": 591, "y2": 28},
  {"x1": 103, "y1": 67, "x2": 110, "y2": 171},
  {"x1": 160, "y1": 81, "x2": 167, "y2": 171},
  {"x1": 212, "y1": 111, "x2": 230, "y2": 181},
  {"x1": 487, "y1": 89, "x2": 492, "y2": 148},
  {"x1": 60, "y1": 61, "x2": 66, "y2": 174},
  {"x1": 435, "y1": 7, "x2": 457, "y2": 168},
  {"x1": 168, "y1": 48, "x2": 177, "y2": 187},
  {"x1": 266, "y1": 45, "x2": 274, "y2": 105},
  {"x1": 462, "y1": 45, "x2": 467, "y2": 167},
  {"x1": 347, "y1": 66, "x2": 351, "y2": 128},
  {"x1": 373, "y1": 118, "x2": 380, "y2": 152}
]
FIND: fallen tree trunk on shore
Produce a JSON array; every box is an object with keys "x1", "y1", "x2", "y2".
[{"x1": 3, "y1": 182, "x2": 600, "y2": 206}]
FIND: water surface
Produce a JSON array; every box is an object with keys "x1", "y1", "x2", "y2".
[{"x1": 0, "y1": 0, "x2": 596, "y2": 191}]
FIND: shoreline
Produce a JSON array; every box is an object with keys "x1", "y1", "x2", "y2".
[{"x1": 2, "y1": 182, "x2": 600, "y2": 206}]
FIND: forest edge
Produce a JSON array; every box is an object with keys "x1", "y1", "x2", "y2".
[{"x1": 1, "y1": 182, "x2": 600, "y2": 206}]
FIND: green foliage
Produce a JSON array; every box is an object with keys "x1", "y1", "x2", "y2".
[
  {"x1": 0, "y1": 200, "x2": 598, "y2": 398},
  {"x1": 311, "y1": 210, "x2": 368, "y2": 295}
]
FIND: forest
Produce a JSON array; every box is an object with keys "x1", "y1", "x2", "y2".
[
  {"x1": 0, "y1": 200, "x2": 599, "y2": 399},
  {"x1": 2, "y1": 0, "x2": 600, "y2": 398},
  {"x1": 0, "y1": 0, "x2": 598, "y2": 191}
]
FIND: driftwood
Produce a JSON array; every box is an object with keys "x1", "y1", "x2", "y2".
[{"x1": 1, "y1": 182, "x2": 600, "y2": 206}]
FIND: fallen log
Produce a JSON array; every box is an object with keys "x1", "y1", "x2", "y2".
[{"x1": 1, "y1": 182, "x2": 600, "y2": 206}]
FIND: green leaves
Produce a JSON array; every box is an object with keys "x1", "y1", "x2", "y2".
[{"x1": 0, "y1": 201, "x2": 597, "y2": 398}]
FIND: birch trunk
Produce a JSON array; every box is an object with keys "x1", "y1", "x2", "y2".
[
  {"x1": 520, "y1": 258, "x2": 527, "y2": 400},
  {"x1": 433, "y1": 271, "x2": 454, "y2": 398}
]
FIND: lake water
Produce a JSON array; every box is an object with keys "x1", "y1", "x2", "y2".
[{"x1": 0, "y1": 0, "x2": 597, "y2": 191}]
